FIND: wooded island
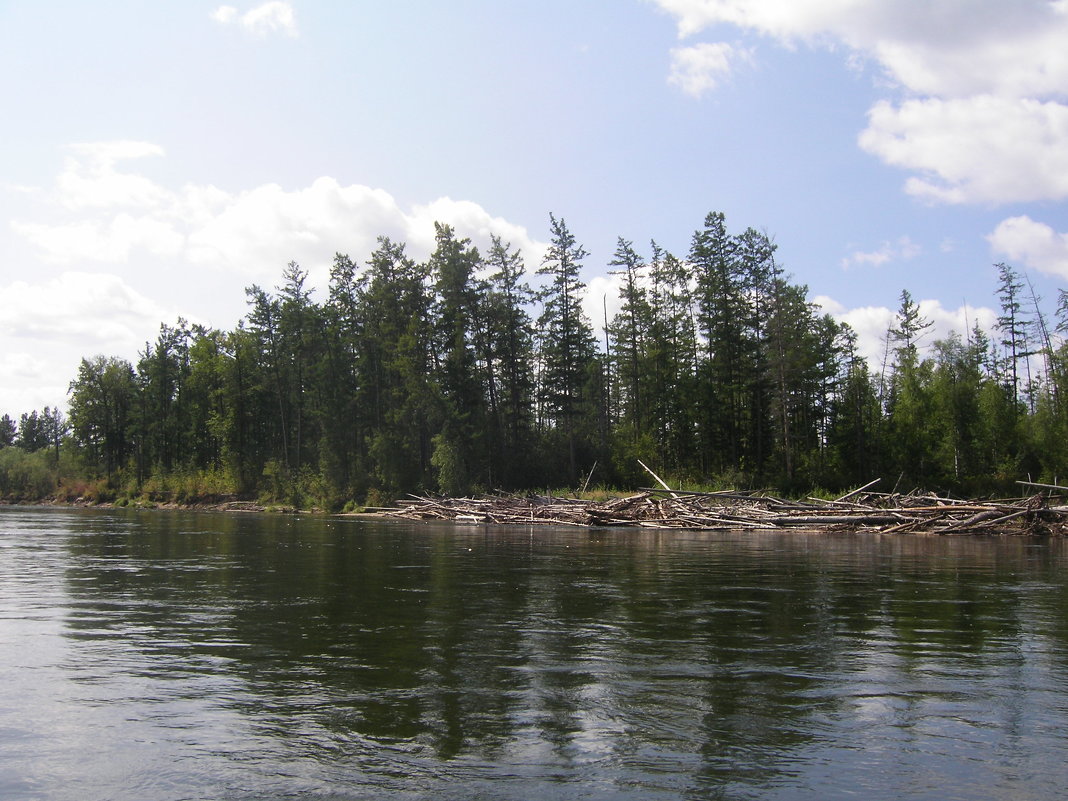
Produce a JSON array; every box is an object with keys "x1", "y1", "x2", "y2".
[{"x1": 2, "y1": 212, "x2": 1066, "y2": 512}]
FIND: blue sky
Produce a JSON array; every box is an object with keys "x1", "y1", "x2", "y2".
[{"x1": 3, "y1": 0, "x2": 1067, "y2": 415}]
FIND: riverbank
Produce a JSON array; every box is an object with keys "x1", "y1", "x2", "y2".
[
  {"x1": 8, "y1": 484, "x2": 1068, "y2": 535},
  {"x1": 1, "y1": 496, "x2": 298, "y2": 514},
  {"x1": 375, "y1": 487, "x2": 1068, "y2": 535}
]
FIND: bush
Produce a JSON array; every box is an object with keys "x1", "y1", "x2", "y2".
[
  {"x1": 0, "y1": 448, "x2": 57, "y2": 501},
  {"x1": 364, "y1": 487, "x2": 393, "y2": 509}
]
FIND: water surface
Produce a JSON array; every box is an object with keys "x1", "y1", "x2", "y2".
[{"x1": 2, "y1": 506, "x2": 1067, "y2": 799}]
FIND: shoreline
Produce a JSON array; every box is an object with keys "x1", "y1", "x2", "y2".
[{"x1": 6, "y1": 488, "x2": 1068, "y2": 535}]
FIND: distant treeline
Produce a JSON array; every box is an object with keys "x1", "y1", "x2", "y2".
[{"x1": 3, "y1": 211, "x2": 1067, "y2": 507}]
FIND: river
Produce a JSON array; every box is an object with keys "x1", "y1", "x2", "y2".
[{"x1": 1, "y1": 506, "x2": 1067, "y2": 800}]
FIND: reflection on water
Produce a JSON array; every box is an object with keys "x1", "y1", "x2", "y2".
[{"x1": 2, "y1": 506, "x2": 1068, "y2": 800}]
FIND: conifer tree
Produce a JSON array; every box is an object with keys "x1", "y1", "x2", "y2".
[
  {"x1": 885, "y1": 290, "x2": 935, "y2": 487},
  {"x1": 607, "y1": 237, "x2": 650, "y2": 433},
  {"x1": 995, "y1": 262, "x2": 1030, "y2": 413},
  {"x1": 320, "y1": 253, "x2": 364, "y2": 496},
  {"x1": 645, "y1": 243, "x2": 699, "y2": 473},
  {"x1": 691, "y1": 211, "x2": 748, "y2": 475},
  {"x1": 429, "y1": 223, "x2": 486, "y2": 493},
  {"x1": 483, "y1": 235, "x2": 537, "y2": 485},
  {"x1": 0, "y1": 414, "x2": 16, "y2": 448},
  {"x1": 355, "y1": 237, "x2": 434, "y2": 492},
  {"x1": 536, "y1": 214, "x2": 598, "y2": 483}
]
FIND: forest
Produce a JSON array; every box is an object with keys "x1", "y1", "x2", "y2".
[{"x1": 2, "y1": 211, "x2": 1067, "y2": 509}]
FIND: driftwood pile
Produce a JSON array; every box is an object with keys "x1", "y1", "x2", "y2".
[{"x1": 378, "y1": 480, "x2": 1068, "y2": 536}]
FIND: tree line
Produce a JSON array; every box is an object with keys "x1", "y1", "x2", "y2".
[{"x1": 3, "y1": 212, "x2": 1067, "y2": 507}]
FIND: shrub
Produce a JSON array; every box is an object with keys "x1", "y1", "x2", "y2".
[{"x1": 0, "y1": 448, "x2": 57, "y2": 501}]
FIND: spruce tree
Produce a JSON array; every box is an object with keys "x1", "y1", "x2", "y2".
[
  {"x1": 483, "y1": 235, "x2": 537, "y2": 485},
  {"x1": 429, "y1": 223, "x2": 486, "y2": 493},
  {"x1": 536, "y1": 214, "x2": 598, "y2": 483}
]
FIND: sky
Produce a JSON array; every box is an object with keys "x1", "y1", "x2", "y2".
[{"x1": 2, "y1": 0, "x2": 1067, "y2": 417}]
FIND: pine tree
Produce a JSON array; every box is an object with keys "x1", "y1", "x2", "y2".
[
  {"x1": 607, "y1": 237, "x2": 650, "y2": 432},
  {"x1": 827, "y1": 325, "x2": 882, "y2": 487},
  {"x1": 691, "y1": 211, "x2": 748, "y2": 476},
  {"x1": 885, "y1": 290, "x2": 935, "y2": 487},
  {"x1": 320, "y1": 253, "x2": 364, "y2": 498},
  {"x1": 995, "y1": 262, "x2": 1030, "y2": 413},
  {"x1": 536, "y1": 214, "x2": 598, "y2": 483},
  {"x1": 483, "y1": 235, "x2": 537, "y2": 485},
  {"x1": 0, "y1": 414, "x2": 15, "y2": 448},
  {"x1": 355, "y1": 237, "x2": 435, "y2": 492},
  {"x1": 645, "y1": 243, "x2": 699, "y2": 474},
  {"x1": 429, "y1": 222, "x2": 486, "y2": 494}
]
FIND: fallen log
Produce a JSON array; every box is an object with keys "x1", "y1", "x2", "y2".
[{"x1": 369, "y1": 488, "x2": 1068, "y2": 536}]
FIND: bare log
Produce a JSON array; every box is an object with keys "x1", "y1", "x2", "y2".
[
  {"x1": 835, "y1": 478, "x2": 881, "y2": 502},
  {"x1": 637, "y1": 460, "x2": 678, "y2": 498},
  {"x1": 1017, "y1": 480, "x2": 1068, "y2": 493},
  {"x1": 369, "y1": 488, "x2": 1067, "y2": 536}
]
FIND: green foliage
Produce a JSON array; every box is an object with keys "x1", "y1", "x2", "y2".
[
  {"x1": 67, "y1": 355, "x2": 138, "y2": 482},
  {"x1": 33, "y1": 212, "x2": 1064, "y2": 505},
  {"x1": 0, "y1": 414, "x2": 16, "y2": 447},
  {"x1": 140, "y1": 467, "x2": 237, "y2": 504},
  {"x1": 431, "y1": 432, "x2": 469, "y2": 496},
  {"x1": 536, "y1": 213, "x2": 601, "y2": 483},
  {"x1": 0, "y1": 448, "x2": 57, "y2": 500}
]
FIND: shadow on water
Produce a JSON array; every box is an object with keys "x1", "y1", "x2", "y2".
[{"x1": 16, "y1": 506, "x2": 1068, "y2": 799}]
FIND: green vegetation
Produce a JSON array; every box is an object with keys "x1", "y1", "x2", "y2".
[{"x1": 3, "y1": 214, "x2": 1067, "y2": 510}]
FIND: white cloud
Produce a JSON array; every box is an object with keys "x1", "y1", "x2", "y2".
[
  {"x1": 407, "y1": 197, "x2": 548, "y2": 265},
  {"x1": 0, "y1": 272, "x2": 174, "y2": 346},
  {"x1": 14, "y1": 142, "x2": 548, "y2": 291},
  {"x1": 988, "y1": 216, "x2": 1068, "y2": 280},
  {"x1": 13, "y1": 215, "x2": 184, "y2": 264},
  {"x1": 0, "y1": 271, "x2": 180, "y2": 414},
  {"x1": 654, "y1": 1, "x2": 1068, "y2": 96},
  {"x1": 211, "y1": 6, "x2": 237, "y2": 25},
  {"x1": 57, "y1": 141, "x2": 168, "y2": 210},
  {"x1": 212, "y1": 2, "x2": 297, "y2": 37},
  {"x1": 0, "y1": 352, "x2": 46, "y2": 381},
  {"x1": 0, "y1": 350, "x2": 70, "y2": 417},
  {"x1": 652, "y1": 0, "x2": 1068, "y2": 205},
  {"x1": 814, "y1": 294, "x2": 999, "y2": 371},
  {"x1": 185, "y1": 178, "x2": 404, "y2": 275},
  {"x1": 668, "y1": 42, "x2": 749, "y2": 97},
  {"x1": 584, "y1": 274, "x2": 627, "y2": 342},
  {"x1": 841, "y1": 235, "x2": 920, "y2": 270},
  {"x1": 859, "y1": 96, "x2": 1068, "y2": 204},
  {"x1": 2, "y1": 144, "x2": 552, "y2": 413}
]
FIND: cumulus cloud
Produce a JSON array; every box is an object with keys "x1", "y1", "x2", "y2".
[
  {"x1": 840, "y1": 235, "x2": 920, "y2": 270},
  {"x1": 814, "y1": 294, "x2": 999, "y2": 370},
  {"x1": 0, "y1": 351, "x2": 70, "y2": 417},
  {"x1": 56, "y1": 141, "x2": 169, "y2": 210},
  {"x1": 583, "y1": 273, "x2": 626, "y2": 341},
  {"x1": 211, "y1": 6, "x2": 238, "y2": 25},
  {"x1": 13, "y1": 215, "x2": 184, "y2": 264},
  {"x1": 13, "y1": 142, "x2": 548, "y2": 289},
  {"x1": 860, "y1": 96, "x2": 1068, "y2": 204},
  {"x1": 0, "y1": 268, "x2": 202, "y2": 414},
  {"x1": 212, "y1": 2, "x2": 297, "y2": 37},
  {"x1": 2, "y1": 143, "x2": 552, "y2": 413},
  {"x1": 652, "y1": 0, "x2": 1068, "y2": 205},
  {"x1": 654, "y1": 0, "x2": 1068, "y2": 96},
  {"x1": 988, "y1": 216, "x2": 1068, "y2": 280},
  {"x1": 668, "y1": 42, "x2": 749, "y2": 97},
  {"x1": 0, "y1": 271, "x2": 174, "y2": 346},
  {"x1": 0, "y1": 270, "x2": 192, "y2": 412},
  {"x1": 408, "y1": 197, "x2": 548, "y2": 265}
]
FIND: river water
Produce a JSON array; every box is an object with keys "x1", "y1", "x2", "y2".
[{"x1": 1, "y1": 506, "x2": 1067, "y2": 800}]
